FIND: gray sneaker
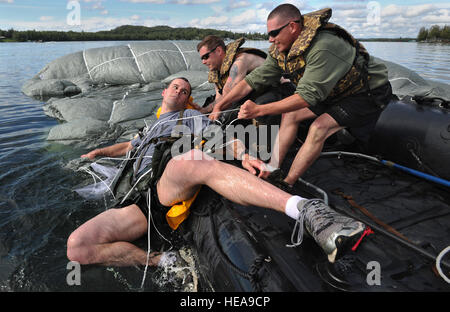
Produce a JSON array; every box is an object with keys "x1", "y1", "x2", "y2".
[{"x1": 289, "y1": 199, "x2": 365, "y2": 263}]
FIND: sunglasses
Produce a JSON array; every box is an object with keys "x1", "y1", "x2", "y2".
[
  {"x1": 200, "y1": 46, "x2": 218, "y2": 61},
  {"x1": 268, "y1": 20, "x2": 301, "y2": 38}
]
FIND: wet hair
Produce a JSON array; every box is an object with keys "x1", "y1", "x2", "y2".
[
  {"x1": 197, "y1": 35, "x2": 226, "y2": 52},
  {"x1": 268, "y1": 3, "x2": 303, "y2": 27},
  {"x1": 169, "y1": 77, "x2": 192, "y2": 97}
]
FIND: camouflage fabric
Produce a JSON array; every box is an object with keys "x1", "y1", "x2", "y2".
[
  {"x1": 208, "y1": 37, "x2": 267, "y2": 94},
  {"x1": 268, "y1": 8, "x2": 371, "y2": 103}
]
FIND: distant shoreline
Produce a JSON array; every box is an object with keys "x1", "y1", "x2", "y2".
[
  {"x1": 4, "y1": 39, "x2": 449, "y2": 43},
  {"x1": 2, "y1": 37, "x2": 443, "y2": 43},
  {"x1": 0, "y1": 25, "x2": 448, "y2": 44}
]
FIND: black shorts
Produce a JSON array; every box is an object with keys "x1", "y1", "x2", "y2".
[
  {"x1": 309, "y1": 82, "x2": 393, "y2": 128},
  {"x1": 116, "y1": 181, "x2": 169, "y2": 220}
]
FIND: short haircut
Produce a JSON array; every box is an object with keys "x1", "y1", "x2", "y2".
[
  {"x1": 268, "y1": 3, "x2": 303, "y2": 27},
  {"x1": 169, "y1": 77, "x2": 192, "y2": 96},
  {"x1": 197, "y1": 35, "x2": 226, "y2": 52}
]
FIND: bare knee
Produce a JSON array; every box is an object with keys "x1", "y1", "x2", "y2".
[
  {"x1": 307, "y1": 119, "x2": 333, "y2": 143},
  {"x1": 169, "y1": 149, "x2": 215, "y2": 178},
  {"x1": 281, "y1": 108, "x2": 315, "y2": 125}
]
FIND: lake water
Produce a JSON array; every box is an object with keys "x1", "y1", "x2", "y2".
[{"x1": 0, "y1": 40, "x2": 449, "y2": 291}]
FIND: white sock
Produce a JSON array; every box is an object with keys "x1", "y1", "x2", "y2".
[{"x1": 285, "y1": 195, "x2": 307, "y2": 220}]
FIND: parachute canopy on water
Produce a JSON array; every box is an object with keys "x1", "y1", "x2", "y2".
[
  {"x1": 22, "y1": 42, "x2": 450, "y2": 144},
  {"x1": 22, "y1": 41, "x2": 215, "y2": 144}
]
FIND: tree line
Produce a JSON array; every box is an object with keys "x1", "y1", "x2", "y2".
[
  {"x1": 417, "y1": 25, "x2": 450, "y2": 42},
  {"x1": 0, "y1": 25, "x2": 268, "y2": 42}
]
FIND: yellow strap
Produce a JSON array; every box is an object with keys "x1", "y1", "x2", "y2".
[
  {"x1": 156, "y1": 96, "x2": 197, "y2": 119},
  {"x1": 158, "y1": 95, "x2": 202, "y2": 230},
  {"x1": 165, "y1": 188, "x2": 201, "y2": 230}
]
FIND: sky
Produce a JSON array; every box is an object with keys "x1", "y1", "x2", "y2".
[{"x1": 0, "y1": 0, "x2": 449, "y2": 38}]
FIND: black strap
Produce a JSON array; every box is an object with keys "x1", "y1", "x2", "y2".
[{"x1": 133, "y1": 110, "x2": 185, "y2": 180}]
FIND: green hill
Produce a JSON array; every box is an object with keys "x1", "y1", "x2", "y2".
[{"x1": 0, "y1": 25, "x2": 268, "y2": 42}]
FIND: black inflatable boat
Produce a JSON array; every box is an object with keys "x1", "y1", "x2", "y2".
[{"x1": 172, "y1": 98, "x2": 450, "y2": 292}]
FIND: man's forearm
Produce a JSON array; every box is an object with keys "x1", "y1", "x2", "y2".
[
  {"x1": 215, "y1": 79, "x2": 253, "y2": 111},
  {"x1": 258, "y1": 93, "x2": 310, "y2": 117},
  {"x1": 95, "y1": 142, "x2": 132, "y2": 158}
]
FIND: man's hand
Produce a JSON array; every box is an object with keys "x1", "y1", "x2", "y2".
[
  {"x1": 258, "y1": 169, "x2": 272, "y2": 180},
  {"x1": 81, "y1": 149, "x2": 100, "y2": 160},
  {"x1": 238, "y1": 100, "x2": 260, "y2": 119},
  {"x1": 209, "y1": 106, "x2": 222, "y2": 121},
  {"x1": 241, "y1": 154, "x2": 269, "y2": 178}
]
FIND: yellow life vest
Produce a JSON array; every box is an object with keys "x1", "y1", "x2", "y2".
[
  {"x1": 155, "y1": 96, "x2": 203, "y2": 230},
  {"x1": 208, "y1": 38, "x2": 267, "y2": 94},
  {"x1": 156, "y1": 96, "x2": 197, "y2": 119},
  {"x1": 268, "y1": 8, "x2": 371, "y2": 103}
]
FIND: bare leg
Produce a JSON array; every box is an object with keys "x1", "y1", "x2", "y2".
[
  {"x1": 156, "y1": 149, "x2": 291, "y2": 214},
  {"x1": 67, "y1": 204, "x2": 161, "y2": 266},
  {"x1": 267, "y1": 108, "x2": 317, "y2": 171},
  {"x1": 284, "y1": 113, "x2": 343, "y2": 185}
]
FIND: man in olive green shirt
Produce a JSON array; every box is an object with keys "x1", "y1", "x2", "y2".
[{"x1": 211, "y1": 4, "x2": 392, "y2": 187}]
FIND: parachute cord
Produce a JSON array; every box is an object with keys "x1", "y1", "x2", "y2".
[
  {"x1": 77, "y1": 166, "x2": 116, "y2": 200},
  {"x1": 436, "y1": 246, "x2": 450, "y2": 283},
  {"x1": 140, "y1": 187, "x2": 174, "y2": 289},
  {"x1": 119, "y1": 167, "x2": 153, "y2": 205},
  {"x1": 140, "y1": 188, "x2": 152, "y2": 289}
]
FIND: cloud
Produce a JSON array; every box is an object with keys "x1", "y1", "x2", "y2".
[
  {"x1": 171, "y1": 0, "x2": 219, "y2": 4},
  {"x1": 328, "y1": 2, "x2": 450, "y2": 38},
  {"x1": 0, "y1": 0, "x2": 14, "y2": 3},
  {"x1": 120, "y1": 0, "x2": 166, "y2": 3},
  {"x1": 39, "y1": 16, "x2": 54, "y2": 21},
  {"x1": 120, "y1": 0, "x2": 220, "y2": 3},
  {"x1": 227, "y1": 0, "x2": 252, "y2": 10}
]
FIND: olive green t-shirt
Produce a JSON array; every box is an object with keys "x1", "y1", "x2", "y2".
[{"x1": 244, "y1": 31, "x2": 389, "y2": 106}]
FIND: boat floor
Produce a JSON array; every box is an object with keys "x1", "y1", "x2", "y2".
[{"x1": 181, "y1": 138, "x2": 450, "y2": 291}]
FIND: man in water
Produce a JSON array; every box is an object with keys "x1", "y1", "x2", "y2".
[
  {"x1": 211, "y1": 4, "x2": 393, "y2": 187},
  {"x1": 67, "y1": 78, "x2": 365, "y2": 268}
]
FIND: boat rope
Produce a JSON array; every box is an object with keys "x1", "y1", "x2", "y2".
[
  {"x1": 332, "y1": 190, "x2": 412, "y2": 243},
  {"x1": 436, "y1": 246, "x2": 450, "y2": 283}
]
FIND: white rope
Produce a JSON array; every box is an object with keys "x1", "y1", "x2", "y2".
[
  {"x1": 128, "y1": 44, "x2": 147, "y2": 83},
  {"x1": 88, "y1": 56, "x2": 135, "y2": 74},
  {"x1": 389, "y1": 77, "x2": 419, "y2": 87},
  {"x1": 140, "y1": 188, "x2": 152, "y2": 289},
  {"x1": 77, "y1": 166, "x2": 116, "y2": 200},
  {"x1": 436, "y1": 246, "x2": 450, "y2": 283},
  {"x1": 197, "y1": 81, "x2": 211, "y2": 88},
  {"x1": 135, "y1": 49, "x2": 190, "y2": 59},
  {"x1": 171, "y1": 41, "x2": 189, "y2": 70},
  {"x1": 82, "y1": 50, "x2": 93, "y2": 81}
]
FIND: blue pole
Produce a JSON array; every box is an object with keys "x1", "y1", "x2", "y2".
[{"x1": 381, "y1": 160, "x2": 450, "y2": 188}]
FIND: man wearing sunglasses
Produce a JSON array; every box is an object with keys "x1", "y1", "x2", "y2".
[
  {"x1": 211, "y1": 4, "x2": 392, "y2": 188},
  {"x1": 196, "y1": 35, "x2": 267, "y2": 115}
]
